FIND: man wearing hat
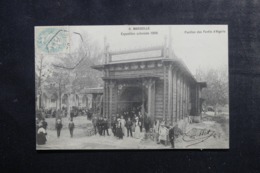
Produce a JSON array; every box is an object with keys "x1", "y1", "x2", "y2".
[
  {"x1": 102, "y1": 117, "x2": 110, "y2": 136},
  {"x1": 169, "y1": 123, "x2": 177, "y2": 149},
  {"x1": 55, "y1": 119, "x2": 63, "y2": 138},
  {"x1": 125, "y1": 117, "x2": 133, "y2": 137},
  {"x1": 92, "y1": 116, "x2": 98, "y2": 135},
  {"x1": 111, "y1": 116, "x2": 117, "y2": 136}
]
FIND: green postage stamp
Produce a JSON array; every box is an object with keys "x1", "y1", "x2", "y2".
[{"x1": 35, "y1": 26, "x2": 70, "y2": 55}]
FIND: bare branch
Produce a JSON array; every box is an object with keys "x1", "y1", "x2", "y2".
[{"x1": 52, "y1": 56, "x2": 84, "y2": 70}]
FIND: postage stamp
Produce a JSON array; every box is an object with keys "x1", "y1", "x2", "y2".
[{"x1": 35, "y1": 26, "x2": 70, "y2": 54}]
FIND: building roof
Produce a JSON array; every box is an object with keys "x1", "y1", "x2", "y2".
[
  {"x1": 102, "y1": 74, "x2": 161, "y2": 80},
  {"x1": 80, "y1": 87, "x2": 103, "y2": 94},
  {"x1": 92, "y1": 46, "x2": 206, "y2": 85}
]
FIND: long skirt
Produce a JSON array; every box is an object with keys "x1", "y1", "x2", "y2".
[
  {"x1": 122, "y1": 127, "x2": 127, "y2": 136},
  {"x1": 134, "y1": 126, "x2": 141, "y2": 139},
  {"x1": 117, "y1": 128, "x2": 123, "y2": 139},
  {"x1": 37, "y1": 133, "x2": 47, "y2": 145}
]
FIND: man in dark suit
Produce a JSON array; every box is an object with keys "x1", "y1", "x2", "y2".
[
  {"x1": 55, "y1": 119, "x2": 63, "y2": 138},
  {"x1": 92, "y1": 117, "x2": 97, "y2": 135},
  {"x1": 102, "y1": 117, "x2": 110, "y2": 136},
  {"x1": 125, "y1": 117, "x2": 133, "y2": 137},
  {"x1": 111, "y1": 116, "x2": 117, "y2": 136},
  {"x1": 169, "y1": 124, "x2": 176, "y2": 149},
  {"x1": 97, "y1": 117, "x2": 103, "y2": 136}
]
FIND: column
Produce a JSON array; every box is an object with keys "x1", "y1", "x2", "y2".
[
  {"x1": 172, "y1": 68, "x2": 177, "y2": 124},
  {"x1": 175, "y1": 72, "x2": 179, "y2": 122},
  {"x1": 168, "y1": 64, "x2": 173, "y2": 124},
  {"x1": 145, "y1": 79, "x2": 155, "y2": 120},
  {"x1": 103, "y1": 81, "x2": 108, "y2": 117},
  {"x1": 163, "y1": 65, "x2": 166, "y2": 120},
  {"x1": 108, "y1": 81, "x2": 115, "y2": 119}
]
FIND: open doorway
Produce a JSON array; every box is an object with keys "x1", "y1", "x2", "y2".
[{"x1": 118, "y1": 86, "x2": 147, "y2": 115}]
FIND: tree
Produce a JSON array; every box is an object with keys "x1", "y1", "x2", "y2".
[
  {"x1": 47, "y1": 32, "x2": 103, "y2": 113},
  {"x1": 195, "y1": 67, "x2": 228, "y2": 115},
  {"x1": 45, "y1": 68, "x2": 70, "y2": 110},
  {"x1": 35, "y1": 54, "x2": 52, "y2": 109}
]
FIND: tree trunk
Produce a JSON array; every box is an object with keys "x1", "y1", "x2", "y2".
[
  {"x1": 59, "y1": 86, "x2": 61, "y2": 110},
  {"x1": 214, "y1": 103, "x2": 218, "y2": 116},
  {"x1": 38, "y1": 55, "x2": 43, "y2": 109},
  {"x1": 68, "y1": 94, "x2": 71, "y2": 118}
]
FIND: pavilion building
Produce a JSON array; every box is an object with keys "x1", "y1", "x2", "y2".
[{"x1": 92, "y1": 44, "x2": 206, "y2": 125}]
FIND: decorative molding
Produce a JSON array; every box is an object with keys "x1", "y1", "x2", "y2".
[
  {"x1": 131, "y1": 63, "x2": 139, "y2": 70},
  {"x1": 140, "y1": 62, "x2": 146, "y2": 69},
  {"x1": 147, "y1": 62, "x2": 155, "y2": 68},
  {"x1": 143, "y1": 78, "x2": 155, "y2": 89}
]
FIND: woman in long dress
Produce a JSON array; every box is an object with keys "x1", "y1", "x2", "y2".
[
  {"x1": 116, "y1": 119, "x2": 123, "y2": 139},
  {"x1": 37, "y1": 124, "x2": 47, "y2": 145},
  {"x1": 120, "y1": 116, "x2": 126, "y2": 136},
  {"x1": 134, "y1": 117, "x2": 141, "y2": 139},
  {"x1": 154, "y1": 119, "x2": 160, "y2": 143}
]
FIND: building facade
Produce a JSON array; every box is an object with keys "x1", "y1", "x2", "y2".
[{"x1": 92, "y1": 45, "x2": 206, "y2": 125}]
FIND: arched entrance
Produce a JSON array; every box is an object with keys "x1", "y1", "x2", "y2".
[{"x1": 118, "y1": 86, "x2": 147, "y2": 114}]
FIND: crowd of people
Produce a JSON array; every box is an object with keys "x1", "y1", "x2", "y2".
[
  {"x1": 36, "y1": 109, "x2": 182, "y2": 148},
  {"x1": 91, "y1": 111, "x2": 182, "y2": 148},
  {"x1": 36, "y1": 107, "x2": 94, "y2": 119}
]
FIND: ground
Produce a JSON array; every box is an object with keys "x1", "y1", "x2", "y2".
[{"x1": 37, "y1": 113, "x2": 229, "y2": 150}]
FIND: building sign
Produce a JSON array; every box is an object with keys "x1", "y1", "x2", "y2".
[{"x1": 111, "y1": 49, "x2": 163, "y2": 62}]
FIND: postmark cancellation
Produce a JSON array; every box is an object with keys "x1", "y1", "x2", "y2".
[{"x1": 35, "y1": 26, "x2": 70, "y2": 55}]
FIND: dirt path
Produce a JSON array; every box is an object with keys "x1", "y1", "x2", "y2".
[{"x1": 37, "y1": 115, "x2": 229, "y2": 149}]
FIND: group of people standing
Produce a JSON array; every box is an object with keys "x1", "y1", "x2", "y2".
[
  {"x1": 110, "y1": 116, "x2": 143, "y2": 139},
  {"x1": 92, "y1": 112, "x2": 148, "y2": 140},
  {"x1": 92, "y1": 117, "x2": 110, "y2": 136},
  {"x1": 92, "y1": 113, "x2": 181, "y2": 149},
  {"x1": 36, "y1": 117, "x2": 75, "y2": 145},
  {"x1": 108, "y1": 116, "x2": 141, "y2": 139},
  {"x1": 36, "y1": 111, "x2": 181, "y2": 149}
]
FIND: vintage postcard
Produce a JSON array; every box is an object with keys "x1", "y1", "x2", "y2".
[{"x1": 35, "y1": 25, "x2": 229, "y2": 149}]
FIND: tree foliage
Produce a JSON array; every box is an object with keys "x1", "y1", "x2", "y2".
[
  {"x1": 195, "y1": 67, "x2": 228, "y2": 109},
  {"x1": 36, "y1": 32, "x2": 103, "y2": 110}
]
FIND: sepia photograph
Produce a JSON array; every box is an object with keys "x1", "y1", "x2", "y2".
[{"x1": 35, "y1": 25, "x2": 229, "y2": 149}]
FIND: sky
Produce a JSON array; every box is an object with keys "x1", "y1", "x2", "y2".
[{"x1": 38, "y1": 25, "x2": 228, "y2": 75}]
